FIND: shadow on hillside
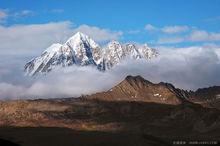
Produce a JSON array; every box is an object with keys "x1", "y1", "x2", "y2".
[
  {"x1": 0, "y1": 138, "x2": 21, "y2": 146},
  {"x1": 45, "y1": 99, "x2": 176, "y2": 122},
  {"x1": 0, "y1": 127, "x2": 170, "y2": 146},
  {"x1": 40, "y1": 99, "x2": 220, "y2": 139},
  {"x1": 0, "y1": 99, "x2": 219, "y2": 146},
  {"x1": 44, "y1": 98, "x2": 212, "y2": 126}
]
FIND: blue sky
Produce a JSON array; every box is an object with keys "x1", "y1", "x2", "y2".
[
  {"x1": 0, "y1": 0, "x2": 220, "y2": 47},
  {"x1": 0, "y1": 0, "x2": 220, "y2": 97}
]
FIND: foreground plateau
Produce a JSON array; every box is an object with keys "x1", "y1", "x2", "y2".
[{"x1": 0, "y1": 76, "x2": 220, "y2": 146}]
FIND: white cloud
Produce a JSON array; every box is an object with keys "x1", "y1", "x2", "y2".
[
  {"x1": 0, "y1": 45, "x2": 220, "y2": 99},
  {"x1": 188, "y1": 30, "x2": 209, "y2": 41},
  {"x1": 0, "y1": 9, "x2": 8, "y2": 23},
  {"x1": 0, "y1": 21, "x2": 73, "y2": 56},
  {"x1": 145, "y1": 24, "x2": 158, "y2": 31},
  {"x1": 161, "y1": 25, "x2": 189, "y2": 34},
  {"x1": 158, "y1": 30, "x2": 220, "y2": 44},
  {"x1": 0, "y1": 66, "x2": 123, "y2": 99},
  {"x1": 74, "y1": 24, "x2": 123, "y2": 42},
  {"x1": 1, "y1": 21, "x2": 220, "y2": 99},
  {"x1": 145, "y1": 24, "x2": 189, "y2": 34},
  {"x1": 204, "y1": 16, "x2": 220, "y2": 22},
  {"x1": 127, "y1": 30, "x2": 141, "y2": 34},
  {"x1": 13, "y1": 10, "x2": 35, "y2": 18},
  {"x1": 0, "y1": 9, "x2": 35, "y2": 22},
  {"x1": 188, "y1": 30, "x2": 220, "y2": 42},
  {"x1": 0, "y1": 21, "x2": 123, "y2": 56},
  {"x1": 50, "y1": 9, "x2": 64, "y2": 13},
  {"x1": 158, "y1": 37, "x2": 184, "y2": 44},
  {"x1": 0, "y1": 83, "x2": 26, "y2": 99}
]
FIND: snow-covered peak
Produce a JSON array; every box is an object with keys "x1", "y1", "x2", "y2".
[
  {"x1": 25, "y1": 32, "x2": 103, "y2": 76},
  {"x1": 104, "y1": 40, "x2": 125, "y2": 68},
  {"x1": 63, "y1": 32, "x2": 101, "y2": 65},
  {"x1": 108, "y1": 40, "x2": 121, "y2": 46},
  {"x1": 107, "y1": 41, "x2": 123, "y2": 51},
  {"x1": 66, "y1": 32, "x2": 85, "y2": 42},
  {"x1": 125, "y1": 43, "x2": 135, "y2": 48},
  {"x1": 44, "y1": 43, "x2": 62, "y2": 53},
  {"x1": 24, "y1": 32, "x2": 158, "y2": 76},
  {"x1": 143, "y1": 43, "x2": 148, "y2": 47},
  {"x1": 139, "y1": 44, "x2": 159, "y2": 59},
  {"x1": 65, "y1": 32, "x2": 99, "y2": 49}
]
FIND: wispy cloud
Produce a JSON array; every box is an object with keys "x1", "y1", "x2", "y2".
[
  {"x1": 0, "y1": 9, "x2": 35, "y2": 23},
  {"x1": 145, "y1": 23, "x2": 220, "y2": 44},
  {"x1": 145, "y1": 24, "x2": 189, "y2": 34},
  {"x1": 13, "y1": 10, "x2": 35, "y2": 18},
  {"x1": 50, "y1": 9, "x2": 64, "y2": 13},
  {"x1": 127, "y1": 30, "x2": 141, "y2": 34},
  {"x1": 145, "y1": 24, "x2": 158, "y2": 31},
  {"x1": 74, "y1": 24, "x2": 123, "y2": 42},
  {"x1": 158, "y1": 30, "x2": 220, "y2": 44},
  {"x1": 0, "y1": 9, "x2": 8, "y2": 23},
  {"x1": 161, "y1": 25, "x2": 189, "y2": 34},
  {"x1": 204, "y1": 16, "x2": 220, "y2": 22},
  {"x1": 158, "y1": 37, "x2": 184, "y2": 44},
  {"x1": 188, "y1": 30, "x2": 220, "y2": 42}
]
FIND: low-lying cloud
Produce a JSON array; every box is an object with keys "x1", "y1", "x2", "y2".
[{"x1": 0, "y1": 45, "x2": 220, "y2": 100}]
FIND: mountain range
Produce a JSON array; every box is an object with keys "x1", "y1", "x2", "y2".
[
  {"x1": 4, "y1": 32, "x2": 220, "y2": 145},
  {"x1": 24, "y1": 32, "x2": 158, "y2": 76},
  {"x1": 84, "y1": 75, "x2": 220, "y2": 109},
  {"x1": 0, "y1": 75, "x2": 220, "y2": 146}
]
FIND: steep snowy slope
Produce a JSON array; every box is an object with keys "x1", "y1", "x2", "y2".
[
  {"x1": 25, "y1": 32, "x2": 102, "y2": 76},
  {"x1": 24, "y1": 32, "x2": 158, "y2": 76},
  {"x1": 104, "y1": 41, "x2": 158, "y2": 69}
]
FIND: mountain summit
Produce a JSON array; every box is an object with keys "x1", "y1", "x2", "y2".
[
  {"x1": 24, "y1": 32, "x2": 102, "y2": 76},
  {"x1": 86, "y1": 75, "x2": 188, "y2": 105},
  {"x1": 24, "y1": 32, "x2": 158, "y2": 76}
]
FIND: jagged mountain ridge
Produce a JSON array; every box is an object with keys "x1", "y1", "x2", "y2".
[
  {"x1": 0, "y1": 75, "x2": 220, "y2": 140},
  {"x1": 85, "y1": 75, "x2": 190, "y2": 105},
  {"x1": 189, "y1": 86, "x2": 220, "y2": 109},
  {"x1": 24, "y1": 32, "x2": 103, "y2": 76},
  {"x1": 24, "y1": 32, "x2": 158, "y2": 76},
  {"x1": 85, "y1": 75, "x2": 220, "y2": 108}
]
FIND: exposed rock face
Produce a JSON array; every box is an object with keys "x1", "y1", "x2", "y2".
[
  {"x1": 104, "y1": 41, "x2": 158, "y2": 69},
  {"x1": 86, "y1": 75, "x2": 189, "y2": 105},
  {"x1": 189, "y1": 86, "x2": 220, "y2": 109},
  {"x1": 24, "y1": 32, "x2": 103, "y2": 76},
  {"x1": 0, "y1": 75, "x2": 220, "y2": 145},
  {"x1": 24, "y1": 32, "x2": 158, "y2": 76},
  {"x1": 195, "y1": 86, "x2": 220, "y2": 99}
]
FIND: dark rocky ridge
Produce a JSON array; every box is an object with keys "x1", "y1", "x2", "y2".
[
  {"x1": 0, "y1": 75, "x2": 220, "y2": 146},
  {"x1": 86, "y1": 75, "x2": 191, "y2": 105},
  {"x1": 189, "y1": 86, "x2": 220, "y2": 109}
]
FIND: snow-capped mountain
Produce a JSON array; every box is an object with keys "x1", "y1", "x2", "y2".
[
  {"x1": 104, "y1": 41, "x2": 158, "y2": 69},
  {"x1": 24, "y1": 32, "x2": 102, "y2": 76},
  {"x1": 24, "y1": 32, "x2": 158, "y2": 76}
]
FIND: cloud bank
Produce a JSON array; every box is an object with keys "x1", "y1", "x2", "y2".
[
  {"x1": 0, "y1": 21, "x2": 122, "y2": 56},
  {"x1": 0, "y1": 21, "x2": 219, "y2": 100},
  {"x1": 0, "y1": 45, "x2": 220, "y2": 100}
]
